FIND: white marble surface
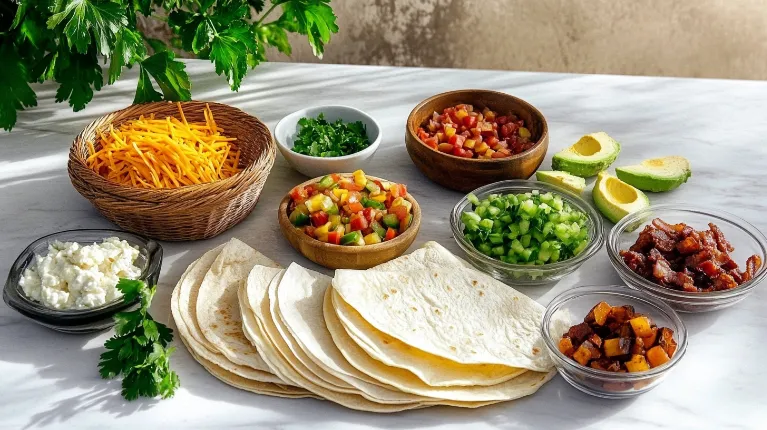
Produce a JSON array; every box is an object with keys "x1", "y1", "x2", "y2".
[{"x1": 1, "y1": 61, "x2": 766, "y2": 430}]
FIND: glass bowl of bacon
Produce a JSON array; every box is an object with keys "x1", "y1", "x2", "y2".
[{"x1": 607, "y1": 205, "x2": 767, "y2": 313}]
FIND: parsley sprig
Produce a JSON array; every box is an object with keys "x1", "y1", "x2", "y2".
[
  {"x1": 1, "y1": 0, "x2": 339, "y2": 131},
  {"x1": 292, "y1": 113, "x2": 371, "y2": 157},
  {"x1": 98, "y1": 279, "x2": 179, "y2": 401}
]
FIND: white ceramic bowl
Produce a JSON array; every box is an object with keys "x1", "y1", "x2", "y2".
[{"x1": 274, "y1": 105, "x2": 382, "y2": 177}]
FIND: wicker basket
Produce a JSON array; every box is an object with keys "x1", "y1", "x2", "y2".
[{"x1": 68, "y1": 101, "x2": 276, "y2": 241}]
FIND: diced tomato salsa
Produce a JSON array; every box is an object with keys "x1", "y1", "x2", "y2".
[
  {"x1": 416, "y1": 103, "x2": 535, "y2": 159},
  {"x1": 287, "y1": 170, "x2": 413, "y2": 246}
]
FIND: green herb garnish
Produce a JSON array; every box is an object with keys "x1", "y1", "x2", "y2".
[
  {"x1": 98, "y1": 279, "x2": 179, "y2": 401},
  {"x1": 292, "y1": 113, "x2": 370, "y2": 157}
]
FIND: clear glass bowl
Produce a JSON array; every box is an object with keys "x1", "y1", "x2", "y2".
[
  {"x1": 3, "y1": 229, "x2": 163, "y2": 333},
  {"x1": 607, "y1": 205, "x2": 767, "y2": 313},
  {"x1": 542, "y1": 285, "x2": 688, "y2": 399},
  {"x1": 450, "y1": 180, "x2": 604, "y2": 286}
]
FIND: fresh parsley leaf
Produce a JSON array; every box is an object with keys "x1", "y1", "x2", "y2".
[
  {"x1": 247, "y1": 0, "x2": 266, "y2": 13},
  {"x1": 47, "y1": 0, "x2": 127, "y2": 56},
  {"x1": 210, "y1": 24, "x2": 257, "y2": 91},
  {"x1": 108, "y1": 28, "x2": 146, "y2": 84},
  {"x1": 141, "y1": 51, "x2": 192, "y2": 101},
  {"x1": 98, "y1": 279, "x2": 179, "y2": 401},
  {"x1": 145, "y1": 37, "x2": 168, "y2": 54},
  {"x1": 53, "y1": 49, "x2": 103, "y2": 111},
  {"x1": 192, "y1": 18, "x2": 215, "y2": 54},
  {"x1": 292, "y1": 113, "x2": 371, "y2": 158},
  {"x1": 0, "y1": 43, "x2": 38, "y2": 132},
  {"x1": 134, "y1": 66, "x2": 163, "y2": 104},
  {"x1": 280, "y1": 0, "x2": 338, "y2": 58},
  {"x1": 257, "y1": 22, "x2": 291, "y2": 55}
]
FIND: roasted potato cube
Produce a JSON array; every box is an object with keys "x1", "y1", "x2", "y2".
[
  {"x1": 631, "y1": 337, "x2": 646, "y2": 355},
  {"x1": 625, "y1": 354, "x2": 651, "y2": 373},
  {"x1": 639, "y1": 326, "x2": 659, "y2": 348},
  {"x1": 609, "y1": 305, "x2": 635, "y2": 324},
  {"x1": 567, "y1": 322, "x2": 593, "y2": 343},
  {"x1": 572, "y1": 340, "x2": 601, "y2": 366},
  {"x1": 646, "y1": 345, "x2": 671, "y2": 368},
  {"x1": 558, "y1": 337, "x2": 575, "y2": 357},
  {"x1": 585, "y1": 301, "x2": 612, "y2": 326},
  {"x1": 658, "y1": 327, "x2": 677, "y2": 357},
  {"x1": 603, "y1": 338, "x2": 631, "y2": 357},
  {"x1": 629, "y1": 316, "x2": 654, "y2": 338},
  {"x1": 587, "y1": 333, "x2": 603, "y2": 348}
]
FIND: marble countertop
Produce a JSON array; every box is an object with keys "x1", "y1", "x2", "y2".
[{"x1": 1, "y1": 61, "x2": 766, "y2": 430}]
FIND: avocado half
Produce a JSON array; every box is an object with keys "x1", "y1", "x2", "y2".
[
  {"x1": 615, "y1": 156, "x2": 691, "y2": 192},
  {"x1": 592, "y1": 171, "x2": 650, "y2": 224},
  {"x1": 535, "y1": 170, "x2": 586, "y2": 194},
  {"x1": 552, "y1": 132, "x2": 621, "y2": 178}
]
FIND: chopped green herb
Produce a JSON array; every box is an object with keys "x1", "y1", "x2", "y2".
[{"x1": 292, "y1": 113, "x2": 370, "y2": 157}]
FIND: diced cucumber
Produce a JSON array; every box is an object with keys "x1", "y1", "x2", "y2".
[
  {"x1": 371, "y1": 221, "x2": 386, "y2": 239},
  {"x1": 491, "y1": 245, "x2": 505, "y2": 256},
  {"x1": 361, "y1": 197, "x2": 385, "y2": 210},
  {"x1": 365, "y1": 181, "x2": 381, "y2": 194},
  {"x1": 478, "y1": 219, "x2": 494, "y2": 231},
  {"x1": 519, "y1": 219, "x2": 530, "y2": 234},
  {"x1": 382, "y1": 214, "x2": 400, "y2": 229},
  {"x1": 511, "y1": 239, "x2": 524, "y2": 254},
  {"x1": 477, "y1": 242, "x2": 493, "y2": 256},
  {"x1": 467, "y1": 193, "x2": 480, "y2": 206},
  {"x1": 317, "y1": 175, "x2": 336, "y2": 190},
  {"x1": 488, "y1": 233, "x2": 504, "y2": 245},
  {"x1": 520, "y1": 234, "x2": 531, "y2": 247}
]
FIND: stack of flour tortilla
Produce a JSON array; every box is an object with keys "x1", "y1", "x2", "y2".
[{"x1": 172, "y1": 238, "x2": 557, "y2": 412}]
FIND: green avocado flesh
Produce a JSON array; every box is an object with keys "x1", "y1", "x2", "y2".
[
  {"x1": 551, "y1": 132, "x2": 621, "y2": 178},
  {"x1": 615, "y1": 156, "x2": 691, "y2": 192},
  {"x1": 535, "y1": 171, "x2": 586, "y2": 194},
  {"x1": 592, "y1": 172, "x2": 650, "y2": 223}
]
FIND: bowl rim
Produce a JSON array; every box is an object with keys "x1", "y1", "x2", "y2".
[
  {"x1": 406, "y1": 89, "x2": 548, "y2": 163},
  {"x1": 541, "y1": 284, "x2": 688, "y2": 380},
  {"x1": 278, "y1": 174, "x2": 421, "y2": 254},
  {"x1": 70, "y1": 100, "x2": 275, "y2": 194},
  {"x1": 274, "y1": 105, "x2": 382, "y2": 162},
  {"x1": 450, "y1": 180, "x2": 605, "y2": 272},
  {"x1": 607, "y1": 204, "x2": 767, "y2": 300},
  {"x1": 4, "y1": 229, "x2": 163, "y2": 317}
]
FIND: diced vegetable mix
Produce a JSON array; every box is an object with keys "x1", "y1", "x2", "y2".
[
  {"x1": 292, "y1": 113, "x2": 371, "y2": 158},
  {"x1": 460, "y1": 191, "x2": 590, "y2": 265},
  {"x1": 416, "y1": 103, "x2": 535, "y2": 159},
  {"x1": 288, "y1": 170, "x2": 412, "y2": 246},
  {"x1": 559, "y1": 301, "x2": 678, "y2": 379}
]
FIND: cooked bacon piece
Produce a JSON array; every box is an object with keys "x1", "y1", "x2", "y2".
[
  {"x1": 650, "y1": 229, "x2": 676, "y2": 252},
  {"x1": 729, "y1": 269, "x2": 744, "y2": 284},
  {"x1": 652, "y1": 218, "x2": 685, "y2": 237},
  {"x1": 686, "y1": 249, "x2": 711, "y2": 269},
  {"x1": 712, "y1": 249, "x2": 738, "y2": 271},
  {"x1": 630, "y1": 225, "x2": 657, "y2": 253},
  {"x1": 708, "y1": 223, "x2": 734, "y2": 253},
  {"x1": 620, "y1": 250, "x2": 650, "y2": 277},
  {"x1": 697, "y1": 230, "x2": 717, "y2": 249},
  {"x1": 742, "y1": 255, "x2": 763, "y2": 282},
  {"x1": 676, "y1": 235, "x2": 701, "y2": 255},
  {"x1": 679, "y1": 225, "x2": 695, "y2": 238},
  {"x1": 653, "y1": 259, "x2": 695, "y2": 290},
  {"x1": 712, "y1": 273, "x2": 738, "y2": 290},
  {"x1": 697, "y1": 260, "x2": 722, "y2": 278}
]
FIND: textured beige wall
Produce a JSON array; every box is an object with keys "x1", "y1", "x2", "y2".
[
  {"x1": 140, "y1": 0, "x2": 767, "y2": 79},
  {"x1": 279, "y1": 0, "x2": 767, "y2": 80}
]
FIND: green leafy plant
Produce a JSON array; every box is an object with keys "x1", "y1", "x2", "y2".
[
  {"x1": 98, "y1": 278, "x2": 179, "y2": 400},
  {"x1": 0, "y1": 0, "x2": 338, "y2": 131},
  {"x1": 292, "y1": 113, "x2": 370, "y2": 157}
]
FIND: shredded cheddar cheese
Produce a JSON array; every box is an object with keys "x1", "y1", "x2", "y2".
[{"x1": 86, "y1": 103, "x2": 241, "y2": 189}]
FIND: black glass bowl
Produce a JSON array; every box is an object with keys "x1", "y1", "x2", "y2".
[{"x1": 3, "y1": 230, "x2": 162, "y2": 333}]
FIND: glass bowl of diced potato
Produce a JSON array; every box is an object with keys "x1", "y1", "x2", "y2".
[{"x1": 541, "y1": 285, "x2": 688, "y2": 399}]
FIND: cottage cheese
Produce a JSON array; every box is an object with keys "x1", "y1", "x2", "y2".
[{"x1": 19, "y1": 237, "x2": 142, "y2": 310}]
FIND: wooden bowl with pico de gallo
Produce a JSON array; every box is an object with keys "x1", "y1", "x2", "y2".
[
  {"x1": 406, "y1": 89, "x2": 549, "y2": 192},
  {"x1": 278, "y1": 170, "x2": 421, "y2": 269}
]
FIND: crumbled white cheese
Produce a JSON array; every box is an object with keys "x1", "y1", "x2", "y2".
[{"x1": 19, "y1": 237, "x2": 142, "y2": 310}]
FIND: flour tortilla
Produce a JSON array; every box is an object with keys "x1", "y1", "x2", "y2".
[
  {"x1": 332, "y1": 265, "x2": 553, "y2": 371},
  {"x1": 276, "y1": 263, "x2": 440, "y2": 404},
  {"x1": 171, "y1": 253, "x2": 284, "y2": 384},
  {"x1": 179, "y1": 335, "x2": 316, "y2": 398},
  {"x1": 325, "y1": 290, "x2": 555, "y2": 403},
  {"x1": 196, "y1": 238, "x2": 280, "y2": 372},
  {"x1": 244, "y1": 266, "x2": 425, "y2": 412}
]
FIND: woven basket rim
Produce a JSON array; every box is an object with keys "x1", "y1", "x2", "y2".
[{"x1": 69, "y1": 101, "x2": 274, "y2": 199}]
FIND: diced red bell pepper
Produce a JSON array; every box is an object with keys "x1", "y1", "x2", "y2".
[
  {"x1": 448, "y1": 134, "x2": 466, "y2": 148},
  {"x1": 363, "y1": 207, "x2": 374, "y2": 222},
  {"x1": 423, "y1": 136, "x2": 439, "y2": 149},
  {"x1": 350, "y1": 214, "x2": 368, "y2": 231},
  {"x1": 349, "y1": 201, "x2": 364, "y2": 213},
  {"x1": 304, "y1": 184, "x2": 317, "y2": 195},
  {"x1": 384, "y1": 194, "x2": 393, "y2": 209},
  {"x1": 339, "y1": 181, "x2": 364, "y2": 191},
  {"x1": 289, "y1": 186, "x2": 309, "y2": 202},
  {"x1": 462, "y1": 115, "x2": 477, "y2": 128},
  {"x1": 500, "y1": 123, "x2": 516, "y2": 138},
  {"x1": 385, "y1": 227, "x2": 397, "y2": 241},
  {"x1": 327, "y1": 231, "x2": 342, "y2": 245},
  {"x1": 310, "y1": 211, "x2": 329, "y2": 227},
  {"x1": 390, "y1": 204, "x2": 409, "y2": 221}
]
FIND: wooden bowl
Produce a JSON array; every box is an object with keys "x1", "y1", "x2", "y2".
[
  {"x1": 405, "y1": 89, "x2": 549, "y2": 192},
  {"x1": 278, "y1": 175, "x2": 421, "y2": 269},
  {"x1": 68, "y1": 101, "x2": 276, "y2": 241}
]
